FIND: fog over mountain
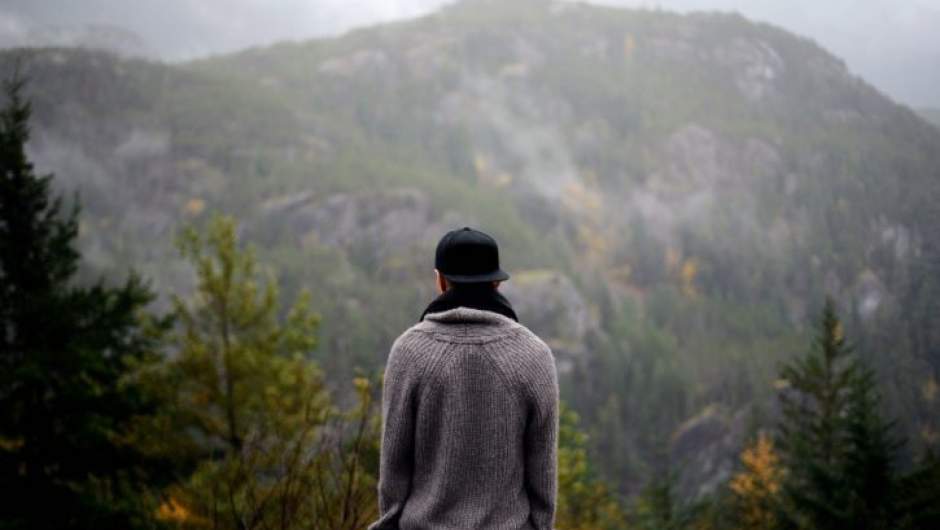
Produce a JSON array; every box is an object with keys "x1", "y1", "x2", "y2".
[{"x1": 1, "y1": 0, "x2": 939, "y2": 107}]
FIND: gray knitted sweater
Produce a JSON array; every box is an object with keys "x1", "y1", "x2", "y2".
[{"x1": 367, "y1": 307, "x2": 559, "y2": 530}]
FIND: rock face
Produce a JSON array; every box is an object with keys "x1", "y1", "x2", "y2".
[
  {"x1": 625, "y1": 122, "x2": 784, "y2": 251},
  {"x1": 713, "y1": 38, "x2": 785, "y2": 103},
  {"x1": 669, "y1": 405, "x2": 750, "y2": 500},
  {"x1": 259, "y1": 188, "x2": 476, "y2": 280},
  {"x1": 502, "y1": 270, "x2": 599, "y2": 373},
  {"x1": 272, "y1": 189, "x2": 436, "y2": 251}
]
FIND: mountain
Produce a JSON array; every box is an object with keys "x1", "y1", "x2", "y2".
[
  {"x1": 920, "y1": 108, "x2": 940, "y2": 129},
  {"x1": 0, "y1": 21, "x2": 153, "y2": 59},
  {"x1": 4, "y1": 0, "x2": 939, "y2": 498}
]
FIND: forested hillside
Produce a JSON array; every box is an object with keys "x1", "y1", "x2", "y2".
[{"x1": 3, "y1": 0, "x2": 939, "y2": 501}]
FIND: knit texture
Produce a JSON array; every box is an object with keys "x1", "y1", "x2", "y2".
[{"x1": 368, "y1": 307, "x2": 559, "y2": 530}]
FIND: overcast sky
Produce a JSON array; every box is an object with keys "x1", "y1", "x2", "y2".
[{"x1": 1, "y1": 0, "x2": 939, "y2": 108}]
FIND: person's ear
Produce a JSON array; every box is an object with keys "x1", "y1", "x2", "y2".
[{"x1": 434, "y1": 269, "x2": 448, "y2": 294}]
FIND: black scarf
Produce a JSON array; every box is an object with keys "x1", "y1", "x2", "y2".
[{"x1": 420, "y1": 283, "x2": 518, "y2": 322}]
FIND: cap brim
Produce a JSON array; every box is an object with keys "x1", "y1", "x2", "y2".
[{"x1": 442, "y1": 269, "x2": 510, "y2": 283}]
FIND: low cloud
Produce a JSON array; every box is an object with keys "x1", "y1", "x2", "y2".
[{"x1": 1, "y1": 0, "x2": 938, "y2": 106}]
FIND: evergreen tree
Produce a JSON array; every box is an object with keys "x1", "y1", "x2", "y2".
[
  {"x1": 555, "y1": 404, "x2": 628, "y2": 530},
  {"x1": 0, "y1": 69, "x2": 170, "y2": 528},
  {"x1": 163, "y1": 213, "x2": 325, "y2": 458},
  {"x1": 142, "y1": 214, "x2": 380, "y2": 530},
  {"x1": 632, "y1": 475, "x2": 679, "y2": 530},
  {"x1": 775, "y1": 298, "x2": 902, "y2": 530},
  {"x1": 840, "y1": 364, "x2": 901, "y2": 529},
  {"x1": 895, "y1": 452, "x2": 940, "y2": 529},
  {"x1": 630, "y1": 467, "x2": 708, "y2": 530},
  {"x1": 775, "y1": 299, "x2": 856, "y2": 529}
]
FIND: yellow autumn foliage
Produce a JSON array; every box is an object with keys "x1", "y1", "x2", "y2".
[
  {"x1": 924, "y1": 376, "x2": 938, "y2": 402},
  {"x1": 665, "y1": 247, "x2": 681, "y2": 272},
  {"x1": 623, "y1": 34, "x2": 636, "y2": 58},
  {"x1": 577, "y1": 222, "x2": 609, "y2": 263},
  {"x1": 555, "y1": 406, "x2": 628, "y2": 530},
  {"x1": 922, "y1": 425, "x2": 939, "y2": 446},
  {"x1": 184, "y1": 198, "x2": 205, "y2": 216},
  {"x1": 156, "y1": 496, "x2": 205, "y2": 525},
  {"x1": 730, "y1": 432, "x2": 783, "y2": 530},
  {"x1": 680, "y1": 258, "x2": 699, "y2": 298},
  {"x1": 0, "y1": 436, "x2": 23, "y2": 451},
  {"x1": 473, "y1": 153, "x2": 512, "y2": 188}
]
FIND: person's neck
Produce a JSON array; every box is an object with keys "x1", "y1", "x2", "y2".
[{"x1": 421, "y1": 282, "x2": 517, "y2": 322}]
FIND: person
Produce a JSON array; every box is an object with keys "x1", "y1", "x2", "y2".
[{"x1": 367, "y1": 227, "x2": 560, "y2": 530}]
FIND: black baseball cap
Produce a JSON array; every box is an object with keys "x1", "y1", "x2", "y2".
[{"x1": 435, "y1": 227, "x2": 510, "y2": 283}]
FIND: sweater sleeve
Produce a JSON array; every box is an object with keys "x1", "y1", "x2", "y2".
[
  {"x1": 368, "y1": 340, "x2": 419, "y2": 530},
  {"x1": 524, "y1": 345, "x2": 560, "y2": 530}
]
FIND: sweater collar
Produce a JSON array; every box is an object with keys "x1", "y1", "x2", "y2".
[{"x1": 418, "y1": 307, "x2": 522, "y2": 339}]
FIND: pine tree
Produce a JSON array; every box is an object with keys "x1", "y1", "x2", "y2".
[
  {"x1": 143, "y1": 214, "x2": 380, "y2": 530},
  {"x1": 775, "y1": 298, "x2": 856, "y2": 529},
  {"x1": 840, "y1": 364, "x2": 901, "y2": 529},
  {"x1": 555, "y1": 404, "x2": 628, "y2": 530},
  {"x1": 631, "y1": 465, "x2": 708, "y2": 530},
  {"x1": 165, "y1": 213, "x2": 324, "y2": 457},
  {"x1": 633, "y1": 475, "x2": 679, "y2": 530},
  {"x1": 0, "y1": 68, "x2": 170, "y2": 528},
  {"x1": 775, "y1": 298, "x2": 903, "y2": 530},
  {"x1": 896, "y1": 452, "x2": 940, "y2": 529}
]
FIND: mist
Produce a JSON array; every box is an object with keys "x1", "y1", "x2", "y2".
[{"x1": 2, "y1": 0, "x2": 939, "y2": 108}]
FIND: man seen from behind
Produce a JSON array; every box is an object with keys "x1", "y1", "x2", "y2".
[{"x1": 368, "y1": 227, "x2": 560, "y2": 530}]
